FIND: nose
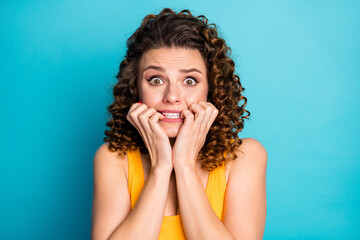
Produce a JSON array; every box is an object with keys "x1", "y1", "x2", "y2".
[{"x1": 163, "y1": 82, "x2": 181, "y2": 104}]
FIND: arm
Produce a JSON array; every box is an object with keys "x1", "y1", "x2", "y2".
[
  {"x1": 172, "y1": 101, "x2": 233, "y2": 239},
  {"x1": 91, "y1": 142, "x2": 172, "y2": 240},
  {"x1": 223, "y1": 138, "x2": 267, "y2": 239},
  {"x1": 174, "y1": 165, "x2": 234, "y2": 240},
  {"x1": 175, "y1": 138, "x2": 267, "y2": 240},
  {"x1": 92, "y1": 103, "x2": 173, "y2": 239}
]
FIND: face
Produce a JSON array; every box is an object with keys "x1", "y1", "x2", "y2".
[{"x1": 138, "y1": 47, "x2": 209, "y2": 138}]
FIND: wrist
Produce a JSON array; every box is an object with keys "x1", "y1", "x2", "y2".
[
  {"x1": 173, "y1": 161, "x2": 196, "y2": 174},
  {"x1": 151, "y1": 163, "x2": 173, "y2": 177}
]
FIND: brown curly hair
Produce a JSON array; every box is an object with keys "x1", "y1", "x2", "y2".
[{"x1": 104, "y1": 8, "x2": 250, "y2": 171}]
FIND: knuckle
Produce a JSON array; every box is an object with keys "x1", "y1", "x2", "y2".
[
  {"x1": 129, "y1": 112, "x2": 136, "y2": 119},
  {"x1": 149, "y1": 116, "x2": 157, "y2": 123},
  {"x1": 138, "y1": 114, "x2": 146, "y2": 121},
  {"x1": 144, "y1": 108, "x2": 155, "y2": 116}
]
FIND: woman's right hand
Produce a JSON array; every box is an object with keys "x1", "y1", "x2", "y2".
[{"x1": 126, "y1": 102, "x2": 173, "y2": 171}]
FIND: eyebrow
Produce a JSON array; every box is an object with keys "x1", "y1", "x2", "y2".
[{"x1": 143, "y1": 65, "x2": 203, "y2": 74}]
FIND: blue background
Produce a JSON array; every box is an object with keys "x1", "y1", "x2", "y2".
[{"x1": 1, "y1": 0, "x2": 359, "y2": 239}]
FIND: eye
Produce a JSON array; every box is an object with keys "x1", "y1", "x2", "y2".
[
  {"x1": 147, "y1": 76, "x2": 164, "y2": 86},
  {"x1": 183, "y1": 77, "x2": 198, "y2": 86}
]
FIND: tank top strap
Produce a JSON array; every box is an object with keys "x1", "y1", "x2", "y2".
[
  {"x1": 127, "y1": 148, "x2": 144, "y2": 209},
  {"x1": 205, "y1": 151, "x2": 227, "y2": 221}
]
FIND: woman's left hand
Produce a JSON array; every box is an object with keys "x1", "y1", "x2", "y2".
[{"x1": 172, "y1": 101, "x2": 219, "y2": 169}]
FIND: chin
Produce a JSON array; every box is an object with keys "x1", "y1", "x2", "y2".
[
  {"x1": 165, "y1": 128, "x2": 179, "y2": 138},
  {"x1": 159, "y1": 123, "x2": 180, "y2": 138}
]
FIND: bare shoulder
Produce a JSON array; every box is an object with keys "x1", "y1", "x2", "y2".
[
  {"x1": 223, "y1": 138, "x2": 267, "y2": 239},
  {"x1": 229, "y1": 138, "x2": 268, "y2": 176},
  {"x1": 93, "y1": 142, "x2": 130, "y2": 193},
  {"x1": 93, "y1": 142, "x2": 128, "y2": 177},
  {"x1": 238, "y1": 138, "x2": 267, "y2": 159},
  {"x1": 94, "y1": 142, "x2": 126, "y2": 162},
  {"x1": 92, "y1": 143, "x2": 131, "y2": 239}
]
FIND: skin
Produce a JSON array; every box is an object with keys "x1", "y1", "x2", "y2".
[
  {"x1": 128, "y1": 47, "x2": 218, "y2": 169},
  {"x1": 91, "y1": 47, "x2": 267, "y2": 240},
  {"x1": 137, "y1": 47, "x2": 210, "y2": 138}
]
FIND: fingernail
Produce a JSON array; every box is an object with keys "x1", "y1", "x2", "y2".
[{"x1": 138, "y1": 101, "x2": 142, "y2": 103}]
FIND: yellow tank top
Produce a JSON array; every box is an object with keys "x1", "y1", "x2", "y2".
[{"x1": 127, "y1": 148, "x2": 226, "y2": 240}]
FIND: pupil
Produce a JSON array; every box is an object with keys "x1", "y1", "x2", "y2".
[{"x1": 187, "y1": 80, "x2": 192, "y2": 85}]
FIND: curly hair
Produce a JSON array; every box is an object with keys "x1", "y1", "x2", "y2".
[{"x1": 104, "y1": 8, "x2": 250, "y2": 171}]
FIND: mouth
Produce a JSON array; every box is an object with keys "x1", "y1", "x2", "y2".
[
  {"x1": 158, "y1": 110, "x2": 183, "y2": 122},
  {"x1": 161, "y1": 112, "x2": 181, "y2": 119}
]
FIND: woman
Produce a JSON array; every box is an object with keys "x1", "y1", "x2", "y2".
[{"x1": 91, "y1": 8, "x2": 267, "y2": 240}]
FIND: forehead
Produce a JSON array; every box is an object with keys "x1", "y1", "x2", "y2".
[{"x1": 139, "y1": 47, "x2": 207, "y2": 72}]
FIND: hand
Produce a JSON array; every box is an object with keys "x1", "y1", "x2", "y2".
[
  {"x1": 172, "y1": 101, "x2": 219, "y2": 169},
  {"x1": 126, "y1": 102, "x2": 173, "y2": 171}
]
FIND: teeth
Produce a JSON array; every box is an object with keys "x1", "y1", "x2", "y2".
[{"x1": 162, "y1": 112, "x2": 180, "y2": 118}]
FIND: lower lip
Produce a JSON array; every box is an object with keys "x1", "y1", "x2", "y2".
[{"x1": 160, "y1": 118, "x2": 184, "y2": 123}]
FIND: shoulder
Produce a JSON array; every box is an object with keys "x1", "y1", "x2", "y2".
[
  {"x1": 92, "y1": 143, "x2": 131, "y2": 239},
  {"x1": 229, "y1": 138, "x2": 268, "y2": 176},
  {"x1": 238, "y1": 138, "x2": 267, "y2": 159},
  {"x1": 223, "y1": 138, "x2": 267, "y2": 238},
  {"x1": 93, "y1": 142, "x2": 128, "y2": 179},
  {"x1": 94, "y1": 142, "x2": 127, "y2": 162},
  {"x1": 94, "y1": 142, "x2": 119, "y2": 159}
]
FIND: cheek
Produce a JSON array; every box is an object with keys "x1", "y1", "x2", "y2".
[
  {"x1": 139, "y1": 89, "x2": 162, "y2": 107},
  {"x1": 184, "y1": 88, "x2": 208, "y2": 104}
]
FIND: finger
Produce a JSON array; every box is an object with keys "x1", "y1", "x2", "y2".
[
  {"x1": 201, "y1": 102, "x2": 219, "y2": 130},
  {"x1": 126, "y1": 103, "x2": 153, "y2": 146},
  {"x1": 128, "y1": 102, "x2": 143, "y2": 112},
  {"x1": 128, "y1": 102, "x2": 149, "y2": 121},
  {"x1": 189, "y1": 103, "x2": 206, "y2": 127},
  {"x1": 181, "y1": 109, "x2": 194, "y2": 126},
  {"x1": 198, "y1": 101, "x2": 218, "y2": 130},
  {"x1": 148, "y1": 112, "x2": 166, "y2": 135},
  {"x1": 126, "y1": 104, "x2": 152, "y2": 147},
  {"x1": 199, "y1": 101, "x2": 216, "y2": 108},
  {"x1": 127, "y1": 104, "x2": 148, "y2": 125},
  {"x1": 198, "y1": 101, "x2": 215, "y2": 113},
  {"x1": 138, "y1": 108, "x2": 158, "y2": 133},
  {"x1": 198, "y1": 101, "x2": 214, "y2": 121},
  {"x1": 130, "y1": 103, "x2": 149, "y2": 116},
  {"x1": 126, "y1": 103, "x2": 141, "y2": 128},
  {"x1": 208, "y1": 107, "x2": 219, "y2": 128}
]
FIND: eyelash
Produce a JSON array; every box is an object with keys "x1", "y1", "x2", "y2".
[
  {"x1": 146, "y1": 76, "x2": 199, "y2": 86},
  {"x1": 184, "y1": 77, "x2": 199, "y2": 86},
  {"x1": 146, "y1": 75, "x2": 163, "y2": 85}
]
